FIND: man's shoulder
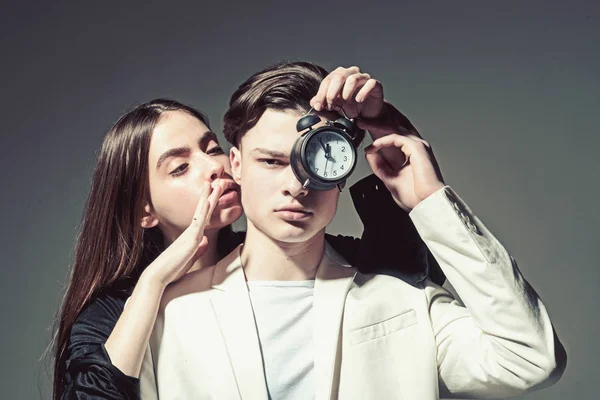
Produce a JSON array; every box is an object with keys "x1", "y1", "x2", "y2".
[
  {"x1": 351, "y1": 270, "x2": 424, "y2": 297},
  {"x1": 160, "y1": 246, "x2": 243, "y2": 312},
  {"x1": 161, "y1": 266, "x2": 217, "y2": 311}
]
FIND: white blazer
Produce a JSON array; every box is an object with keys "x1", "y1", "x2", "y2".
[{"x1": 139, "y1": 187, "x2": 565, "y2": 399}]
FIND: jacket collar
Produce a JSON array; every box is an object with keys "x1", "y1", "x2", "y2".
[
  {"x1": 210, "y1": 242, "x2": 357, "y2": 400},
  {"x1": 210, "y1": 246, "x2": 268, "y2": 399},
  {"x1": 313, "y1": 243, "x2": 357, "y2": 400}
]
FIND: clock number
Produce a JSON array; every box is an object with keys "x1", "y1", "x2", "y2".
[
  {"x1": 315, "y1": 168, "x2": 319, "y2": 173},
  {"x1": 341, "y1": 146, "x2": 346, "y2": 152},
  {"x1": 333, "y1": 170, "x2": 337, "y2": 176},
  {"x1": 324, "y1": 171, "x2": 328, "y2": 177},
  {"x1": 340, "y1": 165, "x2": 344, "y2": 170},
  {"x1": 343, "y1": 156, "x2": 347, "y2": 162}
]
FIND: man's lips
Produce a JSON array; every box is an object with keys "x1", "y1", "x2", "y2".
[{"x1": 274, "y1": 206, "x2": 312, "y2": 220}]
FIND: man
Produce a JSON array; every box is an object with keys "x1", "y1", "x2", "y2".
[{"x1": 140, "y1": 62, "x2": 566, "y2": 399}]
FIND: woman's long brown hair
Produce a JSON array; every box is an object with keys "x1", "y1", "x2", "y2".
[{"x1": 49, "y1": 98, "x2": 209, "y2": 399}]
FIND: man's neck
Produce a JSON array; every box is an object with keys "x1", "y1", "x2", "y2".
[{"x1": 242, "y1": 224, "x2": 325, "y2": 281}]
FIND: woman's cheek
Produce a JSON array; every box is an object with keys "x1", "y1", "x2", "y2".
[
  {"x1": 168, "y1": 187, "x2": 201, "y2": 227},
  {"x1": 205, "y1": 203, "x2": 243, "y2": 230}
]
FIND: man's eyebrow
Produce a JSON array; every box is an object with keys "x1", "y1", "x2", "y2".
[
  {"x1": 251, "y1": 148, "x2": 289, "y2": 158},
  {"x1": 156, "y1": 146, "x2": 191, "y2": 169}
]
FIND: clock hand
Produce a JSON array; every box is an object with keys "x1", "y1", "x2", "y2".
[{"x1": 319, "y1": 138, "x2": 328, "y2": 154}]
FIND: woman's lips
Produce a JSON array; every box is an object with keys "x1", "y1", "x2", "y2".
[{"x1": 217, "y1": 188, "x2": 240, "y2": 206}]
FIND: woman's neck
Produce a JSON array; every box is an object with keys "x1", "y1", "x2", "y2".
[{"x1": 241, "y1": 223, "x2": 325, "y2": 281}]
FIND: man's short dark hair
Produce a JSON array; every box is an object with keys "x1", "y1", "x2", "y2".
[{"x1": 223, "y1": 61, "x2": 365, "y2": 147}]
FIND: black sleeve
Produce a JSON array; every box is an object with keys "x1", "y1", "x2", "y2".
[
  {"x1": 217, "y1": 227, "x2": 246, "y2": 259},
  {"x1": 62, "y1": 280, "x2": 140, "y2": 399},
  {"x1": 327, "y1": 174, "x2": 446, "y2": 286}
]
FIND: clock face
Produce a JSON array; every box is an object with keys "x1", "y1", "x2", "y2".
[{"x1": 304, "y1": 130, "x2": 355, "y2": 180}]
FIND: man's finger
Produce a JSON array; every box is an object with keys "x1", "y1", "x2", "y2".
[
  {"x1": 325, "y1": 75, "x2": 346, "y2": 110},
  {"x1": 365, "y1": 149, "x2": 394, "y2": 177},
  {"x1": 312, "y1": 74, "x2": 333, "y2": 111},
  {"x1": 355, "y1": 79, "x2": 383, "y2": 103},
  {"x1": 364, "y1": 135, "x2": 408, "y2": 170},
  {"x1": 341, "y1": 73, "x2": 371, "y2": 101},
  {"x1": 365, "y1": 134, "x2": 418, "y2": 154}
]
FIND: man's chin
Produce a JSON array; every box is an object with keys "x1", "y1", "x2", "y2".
[{"x1": 269, "y1": 224, "x2": 326, "y2": 244}]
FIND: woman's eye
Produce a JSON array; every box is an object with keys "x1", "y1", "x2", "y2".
[
  {"x1": 207, "y1": 146, "x2": 224, "y2": 155},
  {"x1": 169, "y1": 163, "x2": 189, "y2": 176}
]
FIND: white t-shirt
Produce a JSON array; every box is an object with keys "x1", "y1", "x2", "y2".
[{"x1": 247, "y1": 280, "x2": 316, "y2": 400}]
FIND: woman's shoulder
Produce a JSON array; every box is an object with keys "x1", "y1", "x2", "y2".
[
  {"x1": 69, "y1": 277, "x2": 137, "y2": 348},
  {"x1": 62, "y1": 277, "x2": 141, "y2": 395}
]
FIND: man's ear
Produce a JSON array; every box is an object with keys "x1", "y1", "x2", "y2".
[
  {"x1": 140, "y1": 203, "x2": 159, "y2": 229},
  {"x1": 230, "y1": 146, "x2": 242, "y2": 185}
]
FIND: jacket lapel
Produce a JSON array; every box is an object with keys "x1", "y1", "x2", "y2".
[
  {"x1": 313, "y1": 243, "x2": 358, "y2": 400},
  {"x1": 210, "y1": 247, "x2": 269, "y2": 400}
]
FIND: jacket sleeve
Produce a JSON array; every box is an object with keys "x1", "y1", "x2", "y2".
[
  {"x1": 410, "y1": 186, "x2": 567, "y2": 398},
  {"x1": 62, "y1": 285, "x2": 140, "y2": 399},
  {"x1": 331, "y1": 173, "x2": 445, "y2": 285}
]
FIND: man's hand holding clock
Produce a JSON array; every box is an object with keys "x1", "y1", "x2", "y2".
[{"x1": 310, "y1": 66, "x2": 445, "y2": 212}]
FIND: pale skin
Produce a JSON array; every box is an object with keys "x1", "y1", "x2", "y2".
[
  {"x1": 231, "y1": 66, "x2": 445, "y2": 283},
  {"x1": 103, "y1": 65, "x2": 441, "y2": 380},
  {"x1": 104, "y1": 181, "x2": 222, "y2": 376},
  {"x1": 104, "y1": 111, "x2": 243, "y2": 377},
  {"x1": 310, "y1": 66, "x2": 445, "y2": 211},
  {"x1": 230, "y1": 109, "x2": 338, "y2": 282}
]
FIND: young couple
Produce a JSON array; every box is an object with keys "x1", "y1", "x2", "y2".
[{"x1": 54, "y1": 61, "x2": 565, "y2": 399}]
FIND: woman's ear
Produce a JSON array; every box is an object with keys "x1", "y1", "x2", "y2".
[
  {"x1": 230, "y1": 146, "x2": 242, "y2": 185},
  {"x1": 140, "y1": 203, "x2": 159, "y2": 229}
]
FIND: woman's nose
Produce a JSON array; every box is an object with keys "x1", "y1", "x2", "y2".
[{"x1": 203, "y1": 157, "x2": 225, "y2": 181}]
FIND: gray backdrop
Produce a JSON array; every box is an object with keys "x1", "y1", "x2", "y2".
[{"x1": 1, "y1": 0, "x2": 597, "y2": 399}]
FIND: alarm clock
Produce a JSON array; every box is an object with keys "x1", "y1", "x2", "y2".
[{"x1": 290, "y1": 110, "x2": 359, "y2": 191}]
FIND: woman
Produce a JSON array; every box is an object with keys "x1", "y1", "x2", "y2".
[{"x1": 51, "y1": 97, "x2": 440, "y2": 399}]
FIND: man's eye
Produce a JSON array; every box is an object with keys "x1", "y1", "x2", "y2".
[
  {"x1": 169, "y1": 163, "x2": 189, "y2": 176},
  {"x1": 259, "y1": 158, "x2": 284, "y2": 167},
  {"x1": 207, "y1": 146, "x2": 224, "y2": 155}
]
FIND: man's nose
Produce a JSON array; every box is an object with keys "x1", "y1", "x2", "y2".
[{"x1": 282, "y1": 167, "x2": 308, "y2": 198}]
